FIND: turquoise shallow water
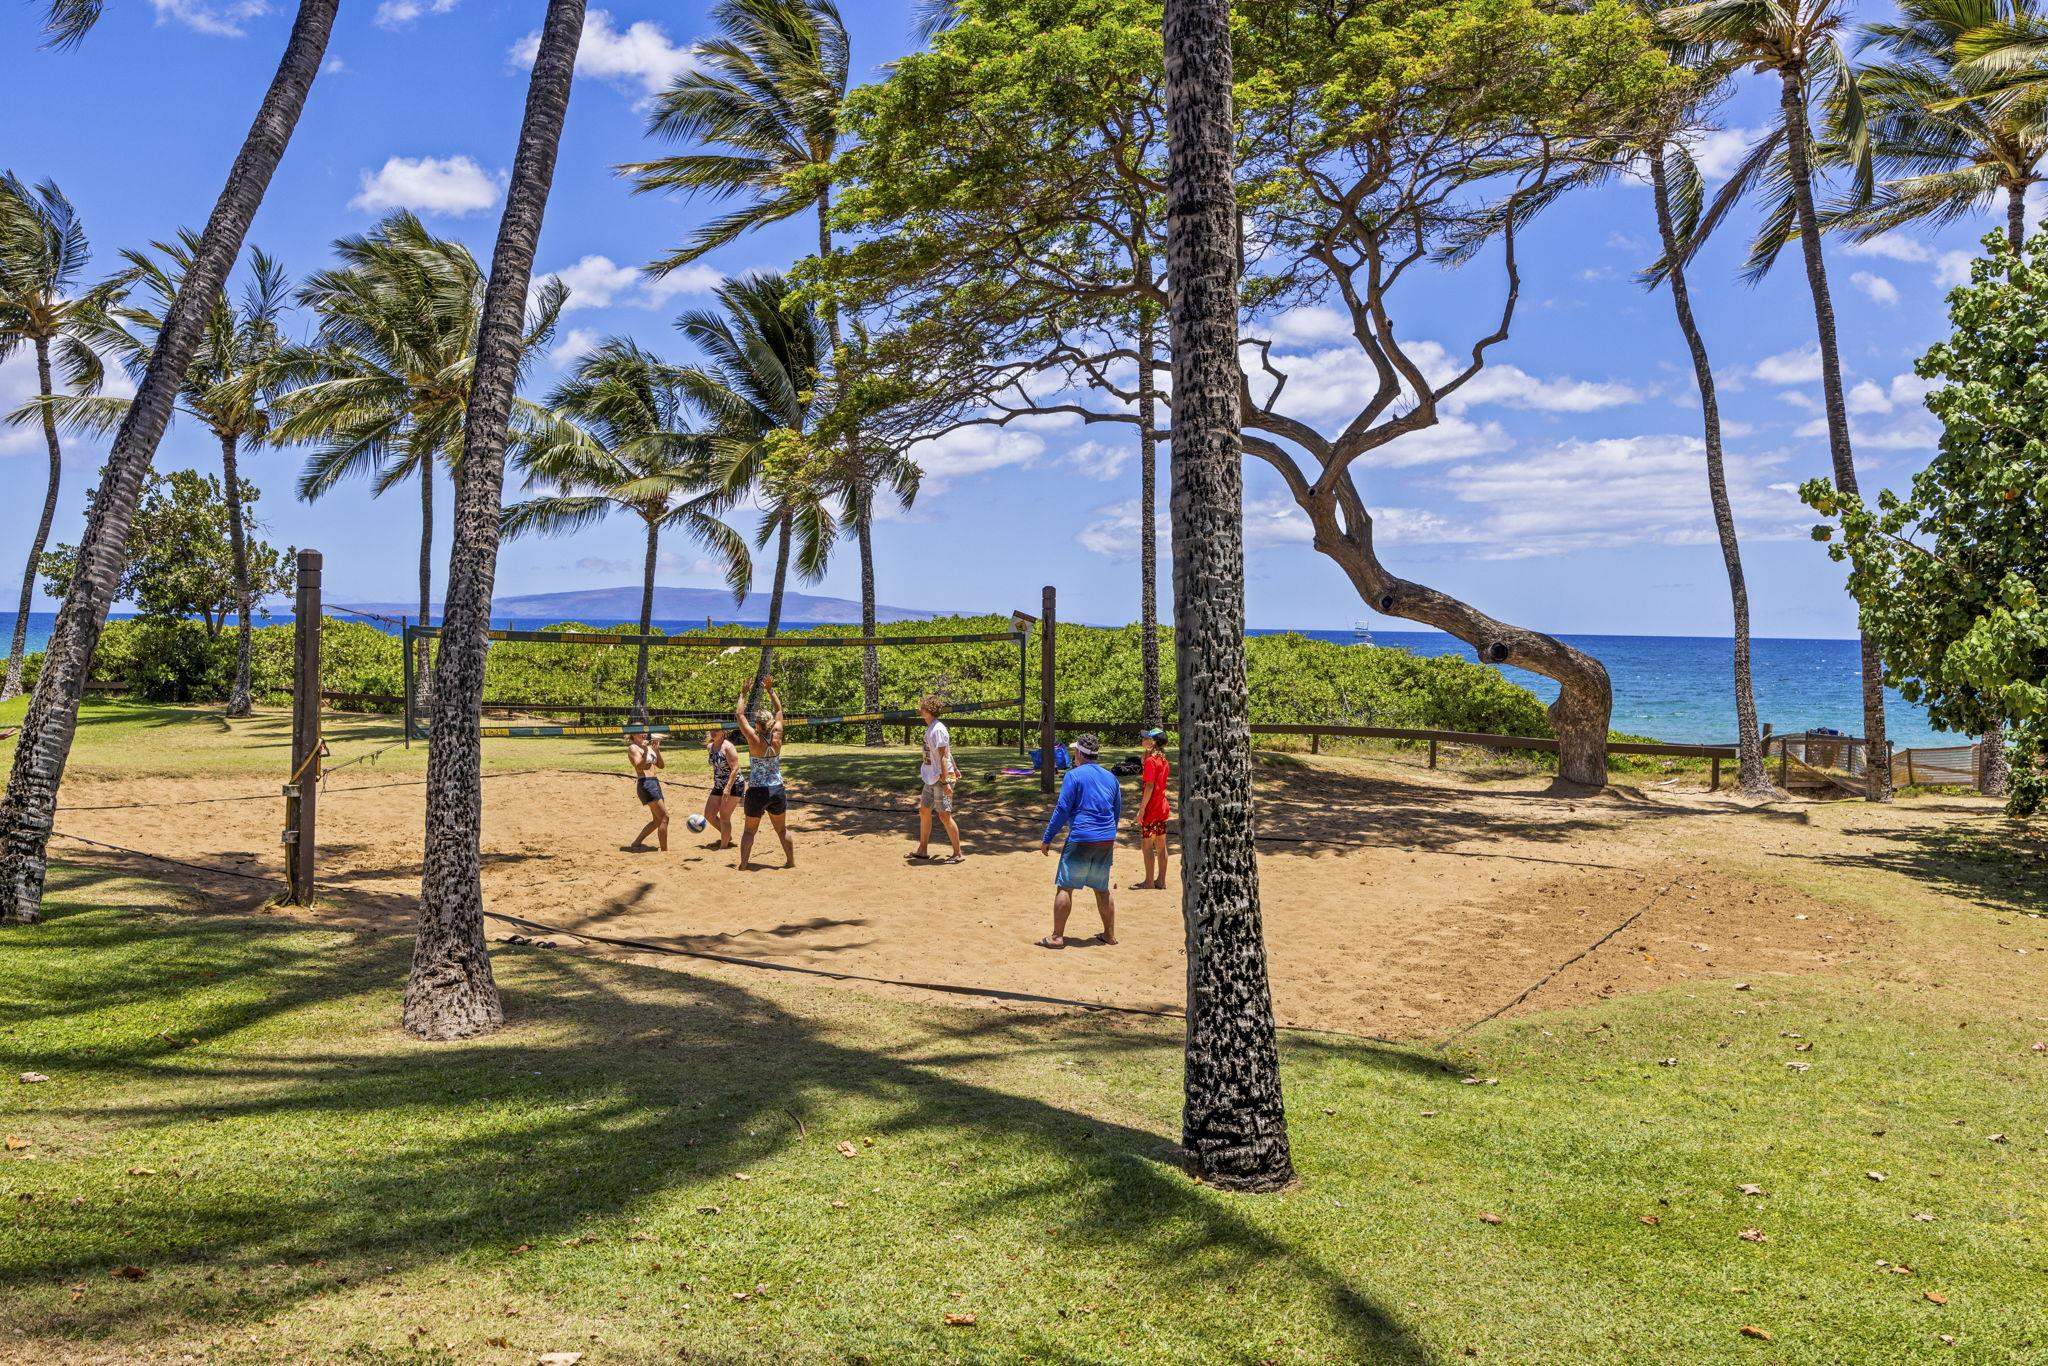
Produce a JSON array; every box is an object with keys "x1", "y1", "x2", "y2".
[{"x1": 3, "y1": 612, "x2": 1954, "y2": 747}]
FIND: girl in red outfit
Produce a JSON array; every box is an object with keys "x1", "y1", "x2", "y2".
[{"x1": 1137, "y1": 727, "x2": 1171, "y2": 889}]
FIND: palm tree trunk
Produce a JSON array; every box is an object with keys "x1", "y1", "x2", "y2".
[
  {"x1": 1163, "y1": 0, "x2": 1292, "y2": 1192},
  {"x1": 415, "y1": 460, "x2": 435, "y2": 701},
  {"x1": 404, "y1": 0, "x2": 585, "y2": 1039},
  {"x1": 2, "y1": 339, "x2": 64, "y2": 703},
  {"x1": 219, "y1": 433, "x2": 255, "y2": 718},
  {"x1": 1779, "y1": 67, "x2": 1889, "y2": 802},
  {"x1": 1980, "y1": 187, "x2": 2026, "y2": 801},
  {"x1": 1137, "y1": 312, "x2": 1163, "y2": 730},
  {"x1": 0, "y1": 0, "x2": 337, "y2": 927},
  {"x1": 816, "y1": 196, "x2": 884, "y2": 746},
  {"x1": 633, "y1": 517, "x2": 658, "y2": 723},
  {"x1": 749, "y1": 513, "x2": 793, "y2": 710},
  {"x1": 1651, "y1": 147, "x2": 1768, "y2": 796}
]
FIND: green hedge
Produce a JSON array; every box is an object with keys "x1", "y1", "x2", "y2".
[{"x1": 41, "y1": 614, "x2": 1553, "y2": 741}]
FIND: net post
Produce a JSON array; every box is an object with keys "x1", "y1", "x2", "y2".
[
  {"x1": 1039, "y1": 585, "x2": 1056, "y2": 794},
  {"x1": 401, "y1": 617, "x2": 414, "y2": 746},
  {"x1": 285, "y1": 549, "x2": 323, "y2": 906}
]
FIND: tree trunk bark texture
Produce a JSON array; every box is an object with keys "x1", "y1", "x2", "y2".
[
  {"x1": 2, "y1": 338, "x2": 65, "y2": 703},
  {"x1": 1138, "y1": 315, "x2": 1163, "y2": 731},
  {"x1": 220, "y1": 432, "x2": 255, "y2": 718},
  {"x1": 634, "y1": 517, "x2": 657, "y2": 722},
  {"x1": 415, "y1": 459, "x2": 435, "y2": 702},
  {"x1": 1163, "y1": 0, "x2": 1293, "y2": 1193},
  {"x1": 0, "y1": 0, "x2": 338, "y2": 927},
  {"x1": 1780, "y1": 68, "x2": 1890, "y2": 802},
  {"x1": 1650, "y1": 148, "x2": 1769, "y2": 796},
  {"x1": 404, "y1": 0, "x2": 584, "y2": 1038}
]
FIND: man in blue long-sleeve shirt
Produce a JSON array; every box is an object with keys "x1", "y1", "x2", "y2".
[{"x1": 1037, "y1": 733, "x2": 1121, "y2": 948}]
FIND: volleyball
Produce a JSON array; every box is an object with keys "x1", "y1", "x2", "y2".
[{"x1": 686, "y1": 814, "x2": 708, "y2": 833}]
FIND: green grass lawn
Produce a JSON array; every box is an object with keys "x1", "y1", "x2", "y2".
[{"x1": 3, "y1": 862, "x2": 2043, "y2": 1363}]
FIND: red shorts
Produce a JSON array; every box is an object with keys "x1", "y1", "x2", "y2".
[{"x1": 1141, "y1": 819, "x2": 1170, "y2": 840}]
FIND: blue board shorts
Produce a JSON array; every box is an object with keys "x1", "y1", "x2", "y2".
[{"x1": 1056, "y1": 840, "x2": 1114, "y2": 891}]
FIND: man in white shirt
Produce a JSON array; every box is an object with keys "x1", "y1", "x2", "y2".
[{"x1": 912, "y1": 693, "x2": 963, "y2": 863}]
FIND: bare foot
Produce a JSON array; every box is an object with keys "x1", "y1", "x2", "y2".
[
  {"x1": 1036, "y1": 935, "x2": 1065, "y2": 950},
  {"x1": 1098, "y1": 935, "x2": 1118, "y2": 945}
]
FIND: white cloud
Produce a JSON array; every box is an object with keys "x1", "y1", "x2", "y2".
[
  {"x1": 639, "y1": 263, "x2": 724, "y2": 305},
  {"x1": 1936, "y1": 250, "x2": 1976, "y2": 289},
  {"x1": 1243, "y1": 494, "x2": 1314, "y2": 547},
  {"x1": 1686, "y1": 127, "x2": 1766, "y2": 183},
  {"x1": 1371, "y1": 415, "x2": 1515, "y2": 468},
  {"x1": 907, "y1": 425, "x2": 1046, "y2": 482},
  {"x1": 1247, "y1": 339, "x2": 1637, "y2": 437},
  {"x1": 1752, "y1": 345, "x2": 1822, "y2": 386},
  {"x1": 1062, "y1": 439, "x2": 1135, "y2": 482},
  {"x1": 1796, "y1": 371, "x2": 1938, "y2": 450},
  {"x1": 322, "y1": 57, "x2": 346, "y2": 74},
  {"x1": 350, "y1": 155, "x2": 502, "y2": 217},
  {"x1": 1846, "y1": 234, "x2": 1932, "y2": 265},
  {"x1": 1076, "y1": 499, "x2": 1165, "y2": 558},
  {"x1": 512, "y1": 9, "x2": 697, "y2": 99},
  {"x1": 1850, "y1": 270, "x2": 1900, "y2": 306},
  {"x1": 1442, "y1": 362, "x2": 1642, "y2": 415},
  {"x1": 374, "y1": 0, "x2": 455, "y2": 28},
  {"x1": 0, "y1": 352, "x2": 45, "y2": 458},
  {"x1": 148, "y1": 0, "x2": 269, "y2": 37},
  {"x1": 547, "y1": 326, "x2": 603, "y2": 369},
  {"x1": 537, "y1": 256, "x2": 723, "y2": 314},
  {"x1": 1257, "y1": 306, "x2": 1353, "y2": 347}
]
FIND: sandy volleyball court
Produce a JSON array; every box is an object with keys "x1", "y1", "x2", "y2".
[{"x1": 48, "y1": 751, "x2": 1883, "y2": 1039}]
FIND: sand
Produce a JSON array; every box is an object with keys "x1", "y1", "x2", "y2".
[{"x1": 47, "y1": 752, "x2": 1882, "y2": 1040}]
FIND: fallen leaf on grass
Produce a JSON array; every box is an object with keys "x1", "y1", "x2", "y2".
[
  {"x1": 1739, "y1": 1228, "x2": 1768, "y2": 1244},
  {"x1": 829, "y1": 1199, "x2": 848, "y2": 1209},
  {"x1": 537, "y1": 1354, "x2": 584, "y2": 1365},
  {"x1": 944, "y1": 1313, "x2": 978, "y2": 1327},
  {"x1": 732, "y1": 1172, "x2": 753, "y2": 1182},
  {"x1": 1459, "y1": 1077, "x2": 1498, "y2": 1086},
  {"x1": 18, "y1": 1072, "x2": 48, "y2": 1085},
  {"x1": 483, "y1": 1336, "x2": 509, "y2": 1348},
  {"x1": 836, "y1": 1141, "x2": 857, "y2": 1159},
  {"x1": 1786, "y1": 1062, "x2": 1811, "y2": 1072},
  {"x1": 1477, "y1": 1212, "x2": 1504, "y2": 1225},
  {"x1": 1739, "y1": 1184, "x2": 1766, "y2": 1196},
  {"x1": 111, "y1": 1266, "x2": 148, "y2": 1281},
  {"x1": 1867, "y1": 1171, "x2": 1887, "y2": 1182},
  {"x1": 126, "y1": 1167, "x2": 156, "y2": 1177},
  {"x1": 1938, "y1": 1333, "x2": 1957, "y2": 1346},
  {"x1": 1988, "y1": 1133, "x2": 2008, "y2": 1144},
  {"x1": 696, "y1": 1206, "x2": 720, "y2": 1216},
  {"x1": 1913, "y1": 1214, "x2": 1937, "y2": 1223},
  {"x1": 4, "y1": 1136, "x2": 28, "y2": 1151},
  {"x1": 1739, "y1": 1325, "x2": 1773, "y2": 1341},
  {"x1": 1639, "y1": 1214, "x2": 1661, "y2": 1226},
  {"x1": 1924, "y1": 1291, "x2": 1948, "y2": 1306}
]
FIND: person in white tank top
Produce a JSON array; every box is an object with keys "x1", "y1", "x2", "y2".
[{"x1": 912, "y1": 694, "x2": 963, "y2": 863}]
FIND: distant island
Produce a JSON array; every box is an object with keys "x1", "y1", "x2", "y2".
[{"x1": 327, "y1": 584, "x2": 947, "y2": 626}]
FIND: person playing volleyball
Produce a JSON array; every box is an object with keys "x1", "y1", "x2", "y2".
[
  {"x1": 702, "y1": 725, "x2": 746, "y2": 848},
  {"x1": 733, "y1": 679, "x2": 794, "y2": 870},
  {"x1": 1037, "y1": 733, "x2": 1120, "y2": 948},
  {"x1": 626, "y1": 730, "x2": 669, "y2": 852}
]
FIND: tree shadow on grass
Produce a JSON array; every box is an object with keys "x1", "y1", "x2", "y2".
[
  {"x1": 2, "y1": 874, "x2": 1440, "y2": 1362},
  {"x1": 1797, "y1": 817, "x2": 2048, "y2": 918}
]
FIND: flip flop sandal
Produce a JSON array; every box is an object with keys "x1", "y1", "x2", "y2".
[{"x1": 1035, "y1": 936, "x2": 1065, "y2": 950}]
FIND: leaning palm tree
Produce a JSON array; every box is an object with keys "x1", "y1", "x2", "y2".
[
  {"x1": 1161, "y1": 0, "x2": 1293, "y2": 1190},
  {"x1": 52, "y1": 233, "x2": 292, "y2": 717},
  {"x1": 270, "y1": 212, "x2": 565, "y2": 697},
  {"x1": 0, "y1": 173, "x2": 107, "y2": 702},
  {"x1": 1662, "y1": 0, "x2": 1892, "y2": 800},
  {"x1": 507, "y1": 339, "x2": 752, "y2": 720},
  {"x1": 405, "y1": 0, "x2": 587, "y2": 1042},
  {"x1": 676, "y1": 273, "x2": 837, "y2": 699},
  {"x1": 624, "y1": 0, "x2": 898, "y2": 742},
  {"x1": 1841, "y1": 0, "x2": 2048, "y2": 797},
  {"x1": 2, "y1": 0, "x2": 338, "y2": 927}
]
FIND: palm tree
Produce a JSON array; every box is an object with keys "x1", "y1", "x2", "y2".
[
  {"x1": 623, "y1": 0, "x2": 895, "y2": 742},
  {"x1": 0, "y1": 174, "x2": 106, "y2": 702},
  {"x1": 1663, "y1": 0, "x2": 1892, "y2": 800},
  {"x1": 676, "y1": 273, "x2": 837, "y2": 698},
  {"x1": 271, "y1": 213, "x2": 565, "y2": 698},
  {"x1": 405, "y1": 0, "x2": 587, "y2": 1042},
  {"x1": 2, "y1": 0, "x2": 338, "y2": 927},
  {"x1": 1161, "y1": 0, "x2": 1293, "y2": 1190},
  {"x1": 507, "y1": 339, "x2": 752, "y2": 720},
  {"x1": 1844, "y1": 0, "x2": 2048, "y2": 798},
  {"x1": 53, "y1": 233, "x2": 292, "y2": 717}
]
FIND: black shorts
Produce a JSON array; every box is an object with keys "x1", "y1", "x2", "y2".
[
  {"x1": 636, "y1": 776, "x2": 664, "y2": 806},
  {"x1": 743, "y1": 784, "x2": 787, "y2": 818},
  {"x1": 711, "y1": 783, "x2": 746, "y2": 800}
]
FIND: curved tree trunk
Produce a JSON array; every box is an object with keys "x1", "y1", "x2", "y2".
[
  {"x1": 1780, "y1": 68, "x2": 1889, "y2": 802},
  {"x1": 220, "y1": 433, "x2": 255, "y2": 718},
  {"x1": 0, "y1": 0, "x2": 338, "y2": 927},
  {"x1": 1651, "y1": 147, "x2": 1768, "y2": 796},
  {"x1": 633, "y1": 516, "x2": 658, "y2": 723},
  {"x1": 2, "y1": 338, "x2": 65, "y2": 703},
  {"x1": 749, "y1": 513, "x2": 793, "y2": 711},
  {"x1": 1137, "y1": 312, "x2": 1163, "y2": 730},
  {"x1": 404, "y1": 0, "x2": 584, "y2": 1039},
  {"x1": 1163, "y1": 0, "x2": 1292, "y2": 1193},
  {"x1": 414, "y1": 460, "x2": 435, "y2": 703}
]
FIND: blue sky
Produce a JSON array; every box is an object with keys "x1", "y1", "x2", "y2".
[{"x1": 1, "y1": 0, "x2": 2008, "y2": 634}]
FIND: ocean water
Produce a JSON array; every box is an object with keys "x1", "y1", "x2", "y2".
[{"x1": 2, "y1": 610, "x2": 1959, "y2": 748}]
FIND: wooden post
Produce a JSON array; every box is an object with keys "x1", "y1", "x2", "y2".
[
  {"x1": 1710, "y1": 756, "x2": 1720, "y2": 791},
  {"x1": 1428, "y1": 738, "x2": 1438, "y2": 769},
  {"x1": 400, "y1": 618, "x2": 414, "y2": 745},
  {"x1": 1905, "y1": 748, "x2": 1916, "y2": 787},
  {"x1": 1039, "y1": 585, "x2": 1056, "y2": 794},
  {"x1": 285, "y1": 549, "x2": 323, "y2": 906},
  {"x1": 1310, "y1": 732, "x2": 1320, "y2": 756}
]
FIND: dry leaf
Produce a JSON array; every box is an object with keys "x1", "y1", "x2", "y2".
[
  {"x1": 483, "y1": 1336, "x2": 509, "y2": 1348},
  {"x1": 836, "y1": 1141, "x2": 857, "y2": 1159},
  {"x1": 829, "y1": 1199, "x2": 848, "y2": 1209},
  {"x1": 1924, "y1": 1291, "x2": 1948, "y2": 1306},
  {"x1": 1639, "y1": 1214, "x2": 1661, "y2": 1226},
  {"x1": 1988, "y1": 1133, "x2": 2008, "y2": 1144},
  {"x1": 1793, "y1": 1042, "x2": 1814, "y2": 1052},
  {"x1": 1477, "y1": 1212, "x2": 1504, "y2": 1225},
  {"x1": 4, "y1": 1135, "x2": 28, "y2": 1151},
  {"x1": 18, "y1": 1072, "x2": 49, "y2": 1085},
  {"x1": 1938, "y1": 1334, "x2": 1957, "y2": 1346},
  {"x1": 1739, "y1": 1227, "x2": 1767, "y2": 1244},
  {"x1": 732, "y1": 1172, "x2": 753, "y2": 1182},
  {"x1": 1739, "y1": 1184, "x2": 1765, "y2": 1196},
  {"x1": 112, "y1": 1266, "x2": 148, "y2": 1281},
  {"x1": 1912, "y1": 1213, "x2": 1937, "y2": 1222},
  {"x1": 696, "y1": 1206, "x2": 719, "y2": 1215},
  {"x1": 943, "y1": 1313, "x2": 978, "y2": 1327},
  {"x1": 1734, "y1": 983, "x2": 1752, "y2": 992},
  {"x1": 537, "y1": 1354, "x2": 584, "y2": 1365},
  {"x1": 1739, "y1": 1325, "x2": 1773, "y2": 1341},
  {"x1": 1786, "y1": 1062, "x2": 1811, "y2": 1072},
  {"x1": 1459, "y1": 1077, "x2": 1498, "y2": 1086},
  {"x1": 1657, "y1": 1058, "x2": 1678, "y2": 1067},
  {"x1": 1867, "y1": 1171, "x2": 1887, "y2": 1182},
  {"x1": 127, "y1": 1167, "x2": 156, "y2": 1177}
]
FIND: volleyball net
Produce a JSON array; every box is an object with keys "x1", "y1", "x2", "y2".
[{"x1": 399, "y1": 621, "x2": 1032, "y2": 747}]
